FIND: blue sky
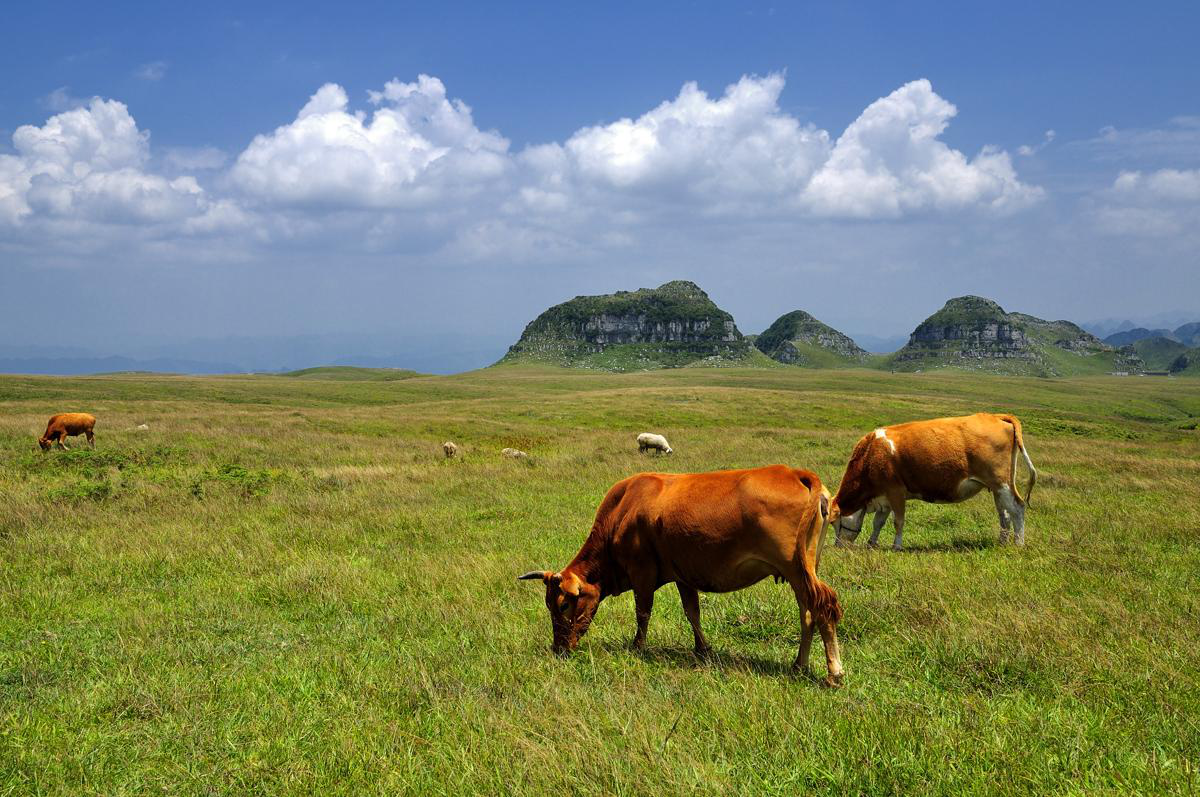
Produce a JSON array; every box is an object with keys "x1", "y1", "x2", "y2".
[{"x1": 2, "y1": 1, "x2": 1198, "y2": 370}]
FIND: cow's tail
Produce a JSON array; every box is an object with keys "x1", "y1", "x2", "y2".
[
  {"x1": 795, "y1": 476, "x2": 843, "y2": 625},
  {"x1": 999, "y1": 414, "x2": 1037, "y2": 506}
]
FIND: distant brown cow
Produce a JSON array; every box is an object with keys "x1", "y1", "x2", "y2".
[
  {"x1": 520, "y1": 465, "x2": 845, "y2": 685},
  {"x1": 39, "y1": 413, "x2": 97, "y2": 451},
  {"x1": 830, "y1": 413, "x2": 1037, "y2": 550}
]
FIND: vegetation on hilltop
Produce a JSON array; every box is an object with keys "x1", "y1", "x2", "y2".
[{"x1": 501, "y1": 280, "x2": 752, "y2": 370}]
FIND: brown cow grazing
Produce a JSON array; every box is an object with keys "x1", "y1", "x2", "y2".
[
  {"x1": 830, "y1": 412, "x2": 1037, "y2": 550},
  {"x1": 519, "y1": 465, "x2": 845, "y2": 686},
  {"x1": 38, "y1": 413, "x2": 97, "y2": 451}
]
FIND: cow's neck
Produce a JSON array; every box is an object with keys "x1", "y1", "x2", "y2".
[
  {"x1": 564, "y1": 528, "x2": 614, "y2": 596},
  {"x1": 834, "y1": 487, "x2": 866, "y2": 516}
]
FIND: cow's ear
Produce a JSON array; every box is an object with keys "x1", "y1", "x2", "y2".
[{"x1": 820, "y1": 494, "x2": 830, "y2": 520}]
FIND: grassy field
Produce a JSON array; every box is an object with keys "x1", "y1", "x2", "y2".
[{"x1": 2, "y1": 366, "x2": 1199, "y2": 795}]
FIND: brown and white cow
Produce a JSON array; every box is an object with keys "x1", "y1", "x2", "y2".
[
  {"x1": 38, "y1": 413, "x2": 97, "y2": 451},
  {"x1": 519, "y1": 465, "x2": 845, "y2": 686},
  {"x1": 831, "y1": 412, "x2": 1036, "y2": 550}
]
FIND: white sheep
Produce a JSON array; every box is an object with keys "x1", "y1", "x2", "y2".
[
  {"x1": 637, "y1": 432, "x2": 673, "y2": 455},
  {"x1": 501, "y1": 447, "x2": 528, "y2": 459},
  {"x1": 443, "y1": 441, "x2": 459, "y2": 458}
]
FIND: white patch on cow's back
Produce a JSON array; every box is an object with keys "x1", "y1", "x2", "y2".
[{"x1": 874, "y1": 427, "x2": 897, "y2": 454}]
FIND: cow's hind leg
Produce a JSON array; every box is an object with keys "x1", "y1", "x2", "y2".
[
  {"x1": 817, "y1": 616, "x2": 844, "y2": 688},
  {"x1": 994, "y1": 488, "x2": 1012, "y2": 543},
  {"x1": 888, "y1": 493, "x2": 907, "y2": 551},
  {"x1": 676, "y1": 583, "x2": 711, "y2": 656},
  {"x1": 788, "y1": 577, "x2": 842, "y2": 686},
  {"x1": 867, "y1": 507, "x2": 892, "y2": 547},
  {"x1": 1010, "y1": 493, "x2": 1027, "y2": 546},
  {"x1": 631, "y1": 586, "x2": 655, "y2": 650},
  {"x1": 794, "y1": 607, "x2": 816, "y2": 673},
  {"x1": 994, "y1": 485, "x2": 1025, "y2": 545},
  {"x1": 86, "y1": 429, "x2": 95, "y2": 449}
]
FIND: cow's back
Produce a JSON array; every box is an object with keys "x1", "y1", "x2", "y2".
[
  {"x1": 606, "y1": 466, "x2": 821, "y2": 593},
  {"x1": 882, "y1": 413, "x2": 1013, "y2": 501},
  {"x1": 50, "y1": 413, "x2": 96, "y2": 434}
]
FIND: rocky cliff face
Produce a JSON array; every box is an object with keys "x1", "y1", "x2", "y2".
[
  {"x1": 501, "y1": 280, "x2": 752, "y2": 370},
  {"x1": 892, "y1": 296, "x2": 1142, "y2": 375},
  {"x1": 898, "y1": 297, "x2": 1034, "y2": 362},
  {"x1": 755, "y1": 310, "x2": 869, "y2": 366}
]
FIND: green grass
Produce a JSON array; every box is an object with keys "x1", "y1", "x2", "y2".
[
  {"x1": 2, "y1": 367, "x2": 1199, "y2": 795},
  {"x1": 278, "y1": 366, "x2": 425, "y2": 381}
]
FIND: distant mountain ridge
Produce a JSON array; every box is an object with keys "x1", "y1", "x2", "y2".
[
  {"x1": 1103, "y1": 322, "x2": 1200, "y2": 348},
  {"x1": 499, "y1": 280, "x2": 757, "y2": 370}
]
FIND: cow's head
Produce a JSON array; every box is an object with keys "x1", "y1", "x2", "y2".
[
  {"x1": 37, "y1": 436, "x2": 51, "y2": 452},
  {"x1": 828, "y1": 499, "x2": 864, "y2": 546},
  {"x1": 518, "y1": 569, "x2": 602, "y2": 655}
]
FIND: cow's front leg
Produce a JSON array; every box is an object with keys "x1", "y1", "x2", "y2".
[
  {"x1": 676, "y1": 583, "x2": 710, "y2": 656},
  {"x1": 867, "y1": 507, "x2": 891, "y2": 547},
  {"x1": 631, "y1": 587, "x2": 654, "y2": 650}
]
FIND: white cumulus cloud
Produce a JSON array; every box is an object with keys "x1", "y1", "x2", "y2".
[
  {"x1": 1093, "y1": 167, "x2": 1200, "y2": 236},
  {"x1": 514, "y1": 75, "x2": 1038, "y2": 223},
  {"x1": 230, "y1": 75, "x2": 511, "y2": 208},
  {"x1": 0, "y1": 98, "x2": 210, "y2": 227},
  {"x1": 2, "y1": 72, "x2": 1045, "y2": 263},
  {"x1": 801, "y1": 80, "x2": 1042, "y2": 217},
  {"x1": 541, "y1": 74, "x2": 829, "y2": 198},
  {"x1": 1112, "y1": 168, "x2": 1200, "y2": 202}
]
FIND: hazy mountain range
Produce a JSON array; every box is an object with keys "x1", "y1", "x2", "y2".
[{"x1": 2, "y1": 293, "x2": 1196, "y2": 376}]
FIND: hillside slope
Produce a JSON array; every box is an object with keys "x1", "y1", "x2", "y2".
[{"x1": 755, "y1": 310, "x2": 871, "y2": 367}]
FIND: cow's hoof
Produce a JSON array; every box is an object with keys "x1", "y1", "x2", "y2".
[
  {"x1": 792, "y1": 662, "x2": 816, "y2": 680},
  {"x1": 891, "y1": 545, "x2": 903, "y2": 552},
  {"x1": 824, "y1": 672, "x2": 845, "y2": 689},
  {"x1": 694, "y1": 645, "x2": 713, "y2": 660}
]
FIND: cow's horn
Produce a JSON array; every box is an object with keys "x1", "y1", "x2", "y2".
[{"x1": 518, "y1": 571, "x2": 546, "y2": 581}]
